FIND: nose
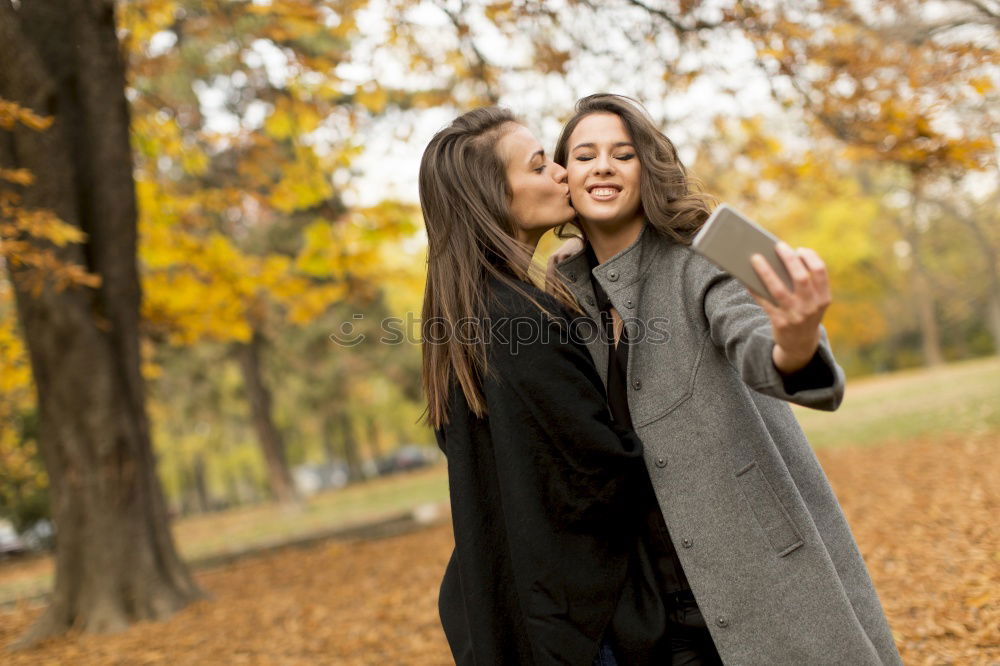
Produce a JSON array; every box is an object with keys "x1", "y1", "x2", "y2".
[
  {"x1": 550, "y1": 161, "x2": 568, "y2": 184},
  {"x1": 592, "y1": 152, "x2": 615, "y2": 175}
]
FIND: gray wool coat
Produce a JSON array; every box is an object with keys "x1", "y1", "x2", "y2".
[{"x1": 555, "y1": 223, "x2": 902, "y2": 665}]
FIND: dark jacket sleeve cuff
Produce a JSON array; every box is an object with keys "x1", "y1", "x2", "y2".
[
  {"x1": 779, "y1": 349, "x2": 836, "y2": 395},
  {"x1": 743, "y1": 327, "x2": 845, "y2": 411}
]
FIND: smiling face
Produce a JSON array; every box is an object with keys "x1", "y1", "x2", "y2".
[
  {"x1": 565, "y1": 112, "x2": 644, "y2": 235},
  {"x1": 497, "y1": 124, "x2": 574, "y2": 245}
]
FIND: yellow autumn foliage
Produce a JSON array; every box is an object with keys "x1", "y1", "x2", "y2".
[
  {"x1": 0, "y1": 280, "x2": 46, "y2": 501},
  {"x1": 268, "y1": 160, "x2": 334, "y2": 213},
  {"x1": 0, "y1": 98, "x2": 53, "y2": 131},
  {"x1": 119, "y1": 0, "x2": 179, "y2": 46}
]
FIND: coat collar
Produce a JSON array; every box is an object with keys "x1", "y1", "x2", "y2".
[
  {"x1": 555, "y1": 222, "x2": 654, "y2": 297},
  {"x1": 554, "y1": 223, "x2": 659, "y2": 386}
]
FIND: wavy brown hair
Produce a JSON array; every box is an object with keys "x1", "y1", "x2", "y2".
[
  {"x1": 553, "y1": 93, "x2": 714, "y2": 244},
  {"x1": 420, "y1": 107, "x2": 581, "y2": 429}
]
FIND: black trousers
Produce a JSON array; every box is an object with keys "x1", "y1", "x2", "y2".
[
  {"x1": 595, "y1": 593, "x2": 723, "y2": 666},
  {"x1": 664, "y1": 596, "x2": 724, "y2": 666}
]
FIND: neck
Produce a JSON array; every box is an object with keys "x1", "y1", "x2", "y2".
[
  {"x1": 508, "y1": 231, "x2": 542, "y2": 276},
  {"x1": 584, "y1": 216, "x2": 645, "y2": 264},
  {"x1": 515, "y1": 227, "x2": 544, "y2": 249}
]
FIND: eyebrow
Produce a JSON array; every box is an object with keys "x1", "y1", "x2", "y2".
[
  {"x1": 571, "y1": 141, "x2": 634, "y2": 151},
  {"x1": 528, "y1": 149, "x2": 544, "y2": 164}
]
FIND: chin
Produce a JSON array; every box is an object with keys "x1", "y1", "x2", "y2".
[
  {"x1": 584, "y1": 208, "x2": 640, "y2": 228},
  {"x1": 580, "y1": 212, "x2": 622, "y2": 228}
]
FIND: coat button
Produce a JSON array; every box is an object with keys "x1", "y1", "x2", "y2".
[
  {"x1": 681, "y1": 538, "x2": 693, "y2": 548},
  {"x1": 632, "y1": 378, "x2": 642, "y2": 390},
  {"x1": 565, "y1": 271, "x2": 576, "y2": 282},
  {"x1": 655, "y1": 456, "x2": 667, "y2": 468},
  {"x1": 625, "y1": 298, "x2": 634, "y2": 309},
  {"x1": 586, "y1": 295, "x2": 595, "y2": 306},
  {"x1": 608, "y1": 270, "x2": 619, "y2": 281},
  {"x1": 716, "y1": 615, "x2": 729, "y2": 628}
]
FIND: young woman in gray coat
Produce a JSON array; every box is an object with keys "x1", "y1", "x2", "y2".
[{"x1": 549, "y1": 94, "x2": 903, "y2": 665}]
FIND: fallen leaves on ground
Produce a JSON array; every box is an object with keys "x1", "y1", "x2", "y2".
[
  {"x1": 1, "y1": 434, "x2": 997, "y2": 664},
  {"x1": 819, "y1": 434, "x2": 999, "y2": 665}
]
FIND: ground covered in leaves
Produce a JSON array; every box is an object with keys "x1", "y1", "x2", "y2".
[{"x1": 1, "y1": 435, "x2": 997, "y2": 665}]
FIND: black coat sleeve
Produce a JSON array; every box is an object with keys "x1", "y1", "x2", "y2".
[
  {"x1": 482, "y1": 296, "x2": 644, "y2": 527},
  {"x1": 439, "y1": 278, "x2": 645, "y2": 666},
  {"x1": 469, "y1": 283, "x2": 645, "y2": 665}
]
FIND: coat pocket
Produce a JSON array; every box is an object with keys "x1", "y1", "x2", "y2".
[
  {"x1": 630, "y1": 332, "x2": 709, "y2": 428},
  {"x1": 735, "y1": 461, "x2": 804, "y2": 556}
]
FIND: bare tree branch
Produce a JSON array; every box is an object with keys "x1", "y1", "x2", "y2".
[
  {"x1": 621, "y1": 0, "x2": 725, "y2": 33},
  {"x1": 434, "y1": 0, "x2": 501, "y2": 104},
  {"x1": 952, "y1": 0, "x2": 1000, "y2": 23}
]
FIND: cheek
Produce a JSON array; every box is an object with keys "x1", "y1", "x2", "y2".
[
  {"x1": 567, "y1": 176, "x2": 587, "y2": 197},
  {"x1": 565, "y1": 164, "x2": 585, "y2": 186},
  {"x1": 627, "y1": 165, "x2": 642, "y2": 191},
  {"x1": 507, "y1": 182, "x2": 527, "y2": 220},
  {"x1": 519, "y1": 183, "x2": 547, "y2": 219}
]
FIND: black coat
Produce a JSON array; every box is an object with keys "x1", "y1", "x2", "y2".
[{"x1": 435, "y1": 274, "x2": 646, "y2": 665}]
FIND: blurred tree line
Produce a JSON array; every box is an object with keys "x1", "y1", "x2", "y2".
[{"x1": 0, "y1": 0, "x2": 996, "y2": 644}]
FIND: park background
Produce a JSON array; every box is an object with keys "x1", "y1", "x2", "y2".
[{"x1": 0, "y1": 0, "x2": 997, "y2": 663}]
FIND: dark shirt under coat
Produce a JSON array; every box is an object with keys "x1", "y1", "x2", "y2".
[
  {"x1": 586, "y1": 243, "x2": 690, "y2": 591},
  {"x1": 586, "y1": 243, "x2": 693, "y2": 664}
]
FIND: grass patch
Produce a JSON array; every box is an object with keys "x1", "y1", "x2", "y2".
[
  {"x1": 793, "y1": 356, "x2": 1000, "y2": 449},
  {"x1": 0, "y1": 465, "x2": 449, "y2": 605},
  {"x1": 172, "y1": 464, "x2": 450, "y2": 561}
]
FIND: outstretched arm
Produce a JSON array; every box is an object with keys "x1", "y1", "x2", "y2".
[{"x1": 702, "y1": 244, "x2": 845, "y2": 411}]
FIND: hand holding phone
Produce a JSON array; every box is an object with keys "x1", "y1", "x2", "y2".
[
  {"x1": 692, "y1": 204, "x2": 832, "y2": 374},
  {"x1": 691, "y1": 204, "x2": 792, "y2": 304}
]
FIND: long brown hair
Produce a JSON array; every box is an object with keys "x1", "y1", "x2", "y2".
[
  {"x1": 420, "y1": 107, "x2": 580, "y2": 429},
  {"x1": 553, "y1": 93, "x2": 714, "y2": 244}
]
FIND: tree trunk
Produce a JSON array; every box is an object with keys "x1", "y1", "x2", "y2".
[
  {"x1": 235, "y1": 328, "x2": 299, "y2": 504},
  {"x1": 339, "y1": 412, "x2": 364, "y2": 481},
  {"x1": 242, "y1": 463, "x2": 263, "y2": 503},
  {"x1": 988, "y1": 294, "x2": 1000, "y2": 356},
  {"x1": 912, "y1": 269, "x2": 945, "y2": 366},
  {"x1": 191, "y1": 455, "x2": 210, "y2": 513},
  {"x1": 0, "y1": 0, "x2": 201, "y2": 646},
  {"x1": 224, "y1": 469, "x2": 241, "y2": 508},
  {"x1": 321, "y1": 413, "x2": 338, "y2": 463},
  {"x1": 366, "y1": 416, "x2": 383, "y2": 463},
  {"x1": 904, "y1": 178, "x2": 945, "y2": 366},
  {"x1": 959, "y1": 215, "x2": 1000, "y2": 354}
]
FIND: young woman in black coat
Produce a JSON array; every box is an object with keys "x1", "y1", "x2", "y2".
[{"x1": 420, "y1": 107, "x2": 649, "y2": 665}]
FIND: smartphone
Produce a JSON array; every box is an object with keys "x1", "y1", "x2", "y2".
[{"x1": 691, "y1": 204, "x2": 793, "y2": 304}]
